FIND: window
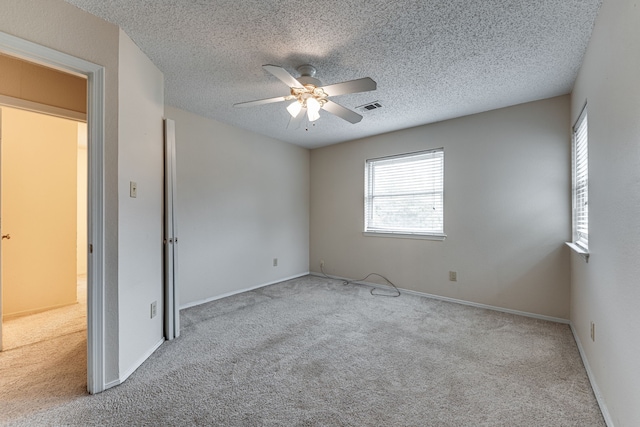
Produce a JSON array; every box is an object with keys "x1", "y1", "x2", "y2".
[
  {"x1": 572, "y1": 106, "x2": 588, "y2": 251},
  {"x1": 364, "y1": 149, "x2": 445, "y2": 239}
]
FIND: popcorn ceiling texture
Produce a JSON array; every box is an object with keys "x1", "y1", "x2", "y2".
[{"x1": 64, "y1": 0, "x2": 602, "y2": 148}]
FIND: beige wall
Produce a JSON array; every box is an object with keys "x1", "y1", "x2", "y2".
[
  {"x1": 164, "y1": 106, "x2": 310, "y2": 307},
  {"x1": 570, "y1": 0, "x2": 640, "y2": 425},
  {"x1": 310, "y1": 96, "x2": 571, "y2": 319},
  {"x1": 77, "y1": 122, "x2": 87, "y2": 276},
  {"x1": 1, "y1": 106, "x2": 77, "y2": 317},
  {"x1": 0, "y1": 53, "x2": 86, "y2": 113},
  {"x1": 0, "y1": 52, "x2": 88, "y2": 277}
]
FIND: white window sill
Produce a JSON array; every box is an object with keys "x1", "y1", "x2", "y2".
[
  {"x1": 565, "y1": 242, "x2": 589, "y2": 262},
  {"x1": 363, "y1": 231, "x2": 447, "y2": 241}
]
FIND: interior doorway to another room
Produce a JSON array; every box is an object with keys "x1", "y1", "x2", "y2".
[
  {"x1": 1, "y1": 31, "x2": 107, "y2": 394},
  {"x1": 0, "y1": 106, "x2": 87, "y2": 354}
]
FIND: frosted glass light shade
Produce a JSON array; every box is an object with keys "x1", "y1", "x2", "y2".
[
  {"x1": 306, "y1": 97, "x2": 321, "y2": 121},
  {"x1": 287, "y1": 101, "x2": 302, "y2": 118}
]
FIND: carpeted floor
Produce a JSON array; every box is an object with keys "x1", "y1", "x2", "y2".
[
  {"x1": 1, "y1": 279, "x2": 86, "y2": 351},
  {"x1": 1, "y1": 275, "x2": 605, "y2": 426},
  {"x1": 0, "y1": 279, "x2": 87, "y2": 422}
]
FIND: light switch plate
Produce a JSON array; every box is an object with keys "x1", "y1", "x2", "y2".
[{"x1": 130, "y1": 181, "x2": 137, "y2": 198}]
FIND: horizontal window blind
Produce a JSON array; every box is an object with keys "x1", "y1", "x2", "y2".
[
  {"x1": 365, "y1": 149, "x2": 444, "y2": 235},
  {"x1": 573, "y1": 108, "x2": 588, "y2": 250}
]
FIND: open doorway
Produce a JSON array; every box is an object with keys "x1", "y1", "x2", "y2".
[
  {"x1": 0, "y1": 31, "x2": 106, "y2": 395},
  {"x1": 0, "y1": 106, "x2": 87, "y2": 352},
  {"x1": 0, "y1": 45, "x2": 97, "y2": 409},
  {"x1": 0, "y1": 106, "x2": 89, "y2": 411}
]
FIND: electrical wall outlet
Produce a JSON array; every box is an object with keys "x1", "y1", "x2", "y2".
[
  {"x1": 273, "y1": 258, "x2": 278, "y2": 267},
  {"x1": 449, "y1": 271, "x2": 457, "y2": 282},
  {"x1": 590, "y1": 321, "x2": 596, "y2": 342},
  {"x1": 151, "y1": 301, "x2": 157, "y2": 319}
]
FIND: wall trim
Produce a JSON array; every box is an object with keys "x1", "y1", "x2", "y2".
[
  {"x1": 118, "y1": 338, "x2": 164, "y2": 385},
  {"x1": 0, "y1": 94, "x2": 86, "y2": 122},
  {"x1": 2, "y1": 301, "x2": 79, "y2": 320},
  {"x1": 309, "y1": 271, "x2": 570, "y2": 324},
  {"x1": 104, "y1": 378, "x2": 121, "y2": 390},
  {"x1": 570, "y1": 323, "x2": 615, "y2": 427},
  {"x1": 180, "y1": 272, "x2": 310, "y2": 310}
]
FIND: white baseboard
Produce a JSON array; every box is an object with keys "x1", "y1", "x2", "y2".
[
  {"x1": 309, "y1": 271, "x2": 570, "y2": 324},
  {"x1": 118, "y1": 338, "x2": 165, "y2": 385},
  {"x1": 180, "y1": 272, "x2": 310, "y2": 310},
  {"x1": 104, "y1": 378, "x2": 120, "y2": 391},
  {"x1": 3, "y1": 301, "x2": 78, "y2": 320},
  {"x1": 570, "y1": 324, "x2": 615, "y2": 427}
]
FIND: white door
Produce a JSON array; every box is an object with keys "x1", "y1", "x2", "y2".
[{"x1": 164, "y1": 118, "x2": 179, "y2": 340}]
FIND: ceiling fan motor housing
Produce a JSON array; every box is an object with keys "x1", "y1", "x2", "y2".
[
  {"x1": 296, "y1": 64, "x2": 322, "y2": 87},
  {"x1": 297, "y1": 76, "x2": 322, "y2": 87}
]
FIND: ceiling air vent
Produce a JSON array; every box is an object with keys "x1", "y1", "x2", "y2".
[{"x1": 357, "y1": 101, "x2": 383, "y2": 113}]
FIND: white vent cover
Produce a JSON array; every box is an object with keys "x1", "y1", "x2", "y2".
[{"x1": 357, "y1": 101, "x2": 383, "y2": 113}]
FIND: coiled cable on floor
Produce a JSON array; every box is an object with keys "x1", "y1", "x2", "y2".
[{"x1": 320, "y1": 263, "x2": 401, "y2": 297}]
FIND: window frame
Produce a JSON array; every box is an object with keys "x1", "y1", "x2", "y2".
[
  {"x1": 569, "y1": 104, "x2": 589, "y2": 257},
  {"x1": 364, "y1": 148, "x2": 446, "y2": 241}
]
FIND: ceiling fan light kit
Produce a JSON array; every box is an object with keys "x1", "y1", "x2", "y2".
[
  {"x1": 234, "y1": 64, "x2": 377, "y2": 125},
  {"x1": 286, "y1": 66, "x2": 328, "y2": 122}
]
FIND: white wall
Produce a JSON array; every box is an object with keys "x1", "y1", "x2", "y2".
[
  {"x1": 117, "y1": 29, "x2": 165, "y2": 377},
  {"x1": 311, "y1": 96, "x2": 571, "y2": 319},
  {"x1": 0, "y1": 0, "x2": 121, "y2": 383},
  {"x1": 164, "y1": 106, "x2": 309, "y2": 306},
  {"x1": 570, "y1": 0, "x2": 640, "y2": 425}
]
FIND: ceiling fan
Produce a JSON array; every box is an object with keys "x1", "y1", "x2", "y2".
[{"x1": 234, "y1": 64, "x2": 377, "y2": 125}]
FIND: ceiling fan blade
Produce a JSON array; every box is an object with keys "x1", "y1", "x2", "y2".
[
  {"x1": 234, "y1": 96, "x2": 289, "y2": 108},
  {"x1": 288, "y1": 107, "x2": 307, "y2": 129},
  {"x1": 321, "y1": 100, "x2": 363, "y2": 124},
  {"x1": 320, "y1": 77, "x2": 376, "y2": 97},
  {"x1": 263, "y1": 65, "x2": 304, "y2": 89}
]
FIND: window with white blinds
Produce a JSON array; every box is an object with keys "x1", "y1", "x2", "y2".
[
  {"x1": 365, "y1": 149, "x2": 444, "y2": 237},
  {"x1": 572, "y1": 107, "x2": 588, "y2": 251}
]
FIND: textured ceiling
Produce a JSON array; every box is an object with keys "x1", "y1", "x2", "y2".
[{"x1": 64, "y1": 0, "x2": 602, "y2": 149}]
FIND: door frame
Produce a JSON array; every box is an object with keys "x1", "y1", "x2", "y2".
[{"x1": 0, "y1": 31, "x2": 106, "y2": 394}]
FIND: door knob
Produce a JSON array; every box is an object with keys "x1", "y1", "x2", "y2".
[{"x1": 1, "y1": 234, "x2": 10, "y2": 240}]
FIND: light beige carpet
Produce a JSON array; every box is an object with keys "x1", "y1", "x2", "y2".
[
  {"x1": 1, "y1": 276, "x2": 605, "y2": 426},
  {"x1": 2, "y1": 278, "x2": 86, "y2": 350},
  {"x1": 0, "y1": 278, "x2": 87, "y2": 422}
]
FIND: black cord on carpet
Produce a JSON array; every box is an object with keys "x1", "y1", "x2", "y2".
[{"x1": 320, "y1": 263, "x2": 401, "y2": 297}]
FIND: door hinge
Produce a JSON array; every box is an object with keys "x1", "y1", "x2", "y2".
[{"x1": 89, "y1": 243, "x2": 93, "y2": 254}]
